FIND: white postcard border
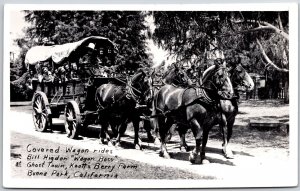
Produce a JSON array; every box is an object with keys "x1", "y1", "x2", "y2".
[{"x1": 3, "y1": 3, "x2": 298, "y2": 188}]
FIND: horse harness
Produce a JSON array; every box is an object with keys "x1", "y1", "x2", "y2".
[{"x1": 153, "y1": 86, "x2": 217, "y2": 120}]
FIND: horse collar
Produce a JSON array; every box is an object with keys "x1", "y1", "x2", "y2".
[{"x1": 196, "y1": 88, "x2": 214, "y2": 104}]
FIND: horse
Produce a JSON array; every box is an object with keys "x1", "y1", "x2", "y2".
[
  {"x1": 217, "y1": 62, "x2": 254, "y2": 158},
  {"x1": 143, "y1": 65, "x2": 193, "y2": 141},
  {"x1": 95, "y1": 69, "x2": 154, "y2": 150},
  {"x1": 151, "y1": 63, "x2": 234, "y2": 164},
  {"x1": 177, "y1": 62, "x2": 254, "y2": 159},
  {"x1": 162, "y1": 64, "x2": 193, "y2": 87}
]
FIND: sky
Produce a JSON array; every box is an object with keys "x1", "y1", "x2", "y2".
[
  {"x1": 9, "y1": 10, "x2": 29, "y2": 56},
  {"x1": 144, "y1": 15, "x2": 175, "y2": 69},
  {"x1": 9, "y1": 10, "x2": 172, "y2": 68},
  {"x1": 10, "y1": 11, "x2": 28, "y2": 38}
]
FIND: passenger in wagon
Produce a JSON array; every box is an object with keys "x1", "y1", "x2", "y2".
[
  {"x1": 79, "y1": 43, "x2": 96, "y2": 79},
  {"x1": 35, "y1": 63, "x2": 44, "y2": 82},
  {"x1": 58, "y1": 66, "x2": 66, "y2": 83},
  {"x1": 64, "y1": 62, "x2": 71, "y2": 81},
  {"x1": 42, "y1": 67, "x2": 53, "y2": 82},
  {"x1": 70, "y1": 62, "x2": 79, "y2": 80}
]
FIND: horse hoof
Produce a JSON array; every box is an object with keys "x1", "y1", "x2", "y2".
[
  {"x1": 111, "y1": 138, "x2": 117, "y2": 145},
  {"x1": 223, "y1": 149, "x2": 234, "y2": 159},
  {"x1": 189, "y1": 152, "x2": 197, "y2": 164},
  {"x1": 100, "y1": 138, "x2": 107, "y2": 145},
  {"x1": 225, "y1": 153, "x2": 234, "y2": 159},
  {"x1": 180, "y1": 146, "x2": 190, "y2": 152},
  {"x1": 201, "y1": 159, "x2": 210, "y2": 164},
  {"x1": 189, "y1": 156, "x2": 196, "y2": 164},
  {"x1": 154, "y1": 138, "x2": 161, "y2": 145},
  {"x1": 108, "y1": 141, "x2": 114, "y2": 147},
  {"x1": 135, "y1": 144, "x2": 142, "y2": 150},
  {"x1": 163, "y1": 152, "x2": 171, "y2": 159}
]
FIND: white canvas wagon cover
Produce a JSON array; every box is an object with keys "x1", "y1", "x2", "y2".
[{"x1": 25, "y1": 36, "x2": 116, "y2": 65}]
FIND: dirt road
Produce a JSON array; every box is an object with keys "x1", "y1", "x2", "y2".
[{"x1": 6, "y1": 102, "x2": 296, "y2": 187}]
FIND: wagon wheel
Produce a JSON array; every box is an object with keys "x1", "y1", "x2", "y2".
[
  {"x1": 32, "y1": 91, "x2": 51, "y2": 132},
  {"x1": 64, "y1": 101, "x2": 81, "y2": 139}
]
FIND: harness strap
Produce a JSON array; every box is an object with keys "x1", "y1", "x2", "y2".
[
  {"x1": 112, "y1": 86, "x2": 121, "y2": 104},
  {"x1": 126, "y1": 78, "x2": 140, "y2": 103},
  {"x1": 151, "y1": 87, "x2": 215, "y2": 119}
]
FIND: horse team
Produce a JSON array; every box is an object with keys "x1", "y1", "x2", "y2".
[{"x1": 94, "y1": 62, "x2": 254, "y2": 164}]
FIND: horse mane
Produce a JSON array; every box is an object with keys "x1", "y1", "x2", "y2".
[
  {"x1": 131, "y1": 70, "x2": 143, "y2": 82},
  {"x1": 202, "y1": 65, "x2": 216, "y2": 84}
]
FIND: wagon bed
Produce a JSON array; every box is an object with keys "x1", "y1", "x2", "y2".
[{"x1": 28, "y1": 36, "x2": 121, "y2": 139}]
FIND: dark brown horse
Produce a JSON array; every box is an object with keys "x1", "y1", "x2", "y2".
[
  {"x1": 162, "y1": 64, "x2": 193, "y2": 87},
  {"x1": 95, "y1": 69, "x2": 154, "y2": 149},
  {"x1": 217, "y1": 62, "x2": 254, "y2": 158},
  {"x1": 145, "y1": 65, "x2": 193, "y2": 141},
  {"x1": 152, "y1": 64, "x2": 234, "y2": 164},
  {"x1": 177, "y1": 62, "x2": 254, "y2": 159}
]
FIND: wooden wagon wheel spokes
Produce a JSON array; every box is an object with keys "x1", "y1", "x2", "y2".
[
  {"x1": 33, "y1": 96, "x2": 46, "y2": 130},
  {"x1": 66, "y1": 108, "x2": 76, "y2": 135},
  {"x1": 32, "y1": 91, "x2": 51, "y2": 132},
  {"x1": 64, "y1": 101, "x2": 81, "y2": 139}
]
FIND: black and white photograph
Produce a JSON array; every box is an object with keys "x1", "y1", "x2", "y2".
[{"x1": 3, "y1": 4, "x2": 298, "y2": 188}]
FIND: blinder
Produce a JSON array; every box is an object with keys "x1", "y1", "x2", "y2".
[{"x1": 127, "y1": 71, "x2": 154, "y2": 106}]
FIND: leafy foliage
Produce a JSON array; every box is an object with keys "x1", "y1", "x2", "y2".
[
  {"x1": 152, "y1": 11, "x2": 289, "y2": 73},
  {"x1": 11, "y1": 11, "x2": 151, "y2": 101},
  {"x1": 21, "y1": 10, "x2": 150, "y2": 69},
  {"x1": 152, "y1": 11, "x2": 289, "y2": 102}
]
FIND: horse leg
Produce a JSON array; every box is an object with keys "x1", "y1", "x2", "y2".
[
  {"x1": 178, "y1": 126, "x2": 189, "y2": 152},
  {"x1": 200, "y1": 129, "x2": 210, "y2": 164},
  {"x1": 115, "y1": 122, "x2": 127, "y2": 148},
  {"x1": 110, "y1": 121, "x2": 118, "y2": 138},
  {"x1": 132, "y1": 117, "x2": 143, "y2": 150},
  {"x1": 222, "y1": 113, "x2": 235, "y2": 159},
  {"x1": 150, "y1": 109, "x2": 161, "y2": 145},
  {"x1": 159, "y1": 117, "x2": 173, "y2": 159},
  {"x1": 189, "y1": 118, "x2": 202, "y2": 164},
  {"x1": 166, "y1": 124, "x2": 176, "y2": 142},
  {"x1": 99, "y1": 121, "x2": 112, "y2": 145},
  {"x1": 143, "y1": 120, "x2": 154, "y2": 142}
]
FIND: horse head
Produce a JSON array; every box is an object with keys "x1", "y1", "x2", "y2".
[
  {"x1": 228, "y1": 63, "x2": 254, "y2": 92},
  {"x1": 130, "y1": 69, "x2": 154, "y2": 105},
  {"x1": 162, "y1": 65, "x2": 192, "y2": 87},
  {"x1": 202, "y1": 64, "x2": 234, "y2": 100}
]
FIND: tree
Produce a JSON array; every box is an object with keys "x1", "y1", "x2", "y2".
[
  {"x1": 152, "y1": 11, "x2": 289, "y2": 102},
  {"x1": 11, "y1": 11, "x2": 151, "y2": 100},
  {"x1": 20, "y1": 10, "x2": 150, "y2": 69}
]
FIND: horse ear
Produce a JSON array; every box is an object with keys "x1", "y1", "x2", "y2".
[
  {"x1": 137, "y1": 68, "x2": 146, "y2": 75},
  {"x1": 214, "y1": 62, "x2": 220, "y2": 69}
]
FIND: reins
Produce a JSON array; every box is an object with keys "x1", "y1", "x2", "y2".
[{"x1": 114, "y1": 77, "x2": 142, "y2": 94}]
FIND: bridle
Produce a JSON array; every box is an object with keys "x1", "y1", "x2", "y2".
[
  {"x1": 229, "y1": 64, "x2": 245, "y2": 88},
  {"x1": 201, "y1": 67, "x2": 233, "y2": 100},
  {"x1": 127, "y1": 72, "x2": 154, "y2": 104},
  {"x1": 163, "y1": 68, "x2": 189, "y2": 87},
  {"x1": 228, "y1": 64, "x2": 254, "y2": 92}
]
